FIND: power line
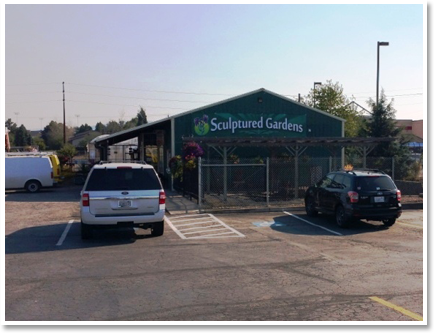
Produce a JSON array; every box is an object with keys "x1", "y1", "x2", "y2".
[
  {"x1": 5, "y1": 82, "x2": 60, "y2": 86},
  {"x1": 68, "y1": 99, "x2": 187, "y2": 110},
  {"x1": 66, "y1": 91, "x2": 215, "y2": 104},
  {"x1": 67, "y1": 82, "x2": 233, "y2": 97}
]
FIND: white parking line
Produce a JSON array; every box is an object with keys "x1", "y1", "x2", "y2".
[
  {"x1": 283, "y1": 211, "x2": 343, "y2": 236},
  {"x1": 165, "y1": 214, "x2": 245, "y2": 239},
  {"x1": 56, "y1": 220, "x2": 75, "y2": 246}
]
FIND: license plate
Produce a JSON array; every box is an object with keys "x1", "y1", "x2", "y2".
[
  {"x1": 118, "y1": 200, "x2": 132, "y2": 208},
  {"x1": 374, "y1": 196, "x2": 385, "y2": 203}
]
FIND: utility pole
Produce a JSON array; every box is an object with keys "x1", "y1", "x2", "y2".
[{"x1": 63, "y1": 82, "x2": 66, "y2": 144}]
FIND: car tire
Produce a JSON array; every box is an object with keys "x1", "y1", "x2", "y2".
[
  {"x1": 81, "y1": 221, "x2": 92, "y2": 239},
  {"x1": 25, "y1": 180, "x2": 41, "y2": 193},
  {"x1": 151, "y1": 221, "x2": 164, "y2": 237},
  {"x1": 305, "y1": 196, "x2": 318, "y2": 217},
  {"x1": 382, "y1": 218, "x2": 396, "y2": 227},
  {"x1": 336, "y1": 205, "x2": 350, "y2": 228}
]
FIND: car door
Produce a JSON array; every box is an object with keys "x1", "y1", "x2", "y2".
[
  {"x1": 317, "y1": 174, "x2": 335, "y2": 213},
  {"x1": 327, "y1": 174, "x2": 345, "y2": 211}
]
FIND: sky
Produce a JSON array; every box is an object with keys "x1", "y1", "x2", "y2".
[{"x1": 3, "y1": 3, "x2": 426, "y2": 131}]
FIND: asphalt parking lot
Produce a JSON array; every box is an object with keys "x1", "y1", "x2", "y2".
[{"x1": 4, "y1": 185, "x2": 425, "y2": 322}]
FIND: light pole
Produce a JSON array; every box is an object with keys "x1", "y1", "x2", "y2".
[
  {"x1": 376, "y1": 41, "x2": 389, "y2": 108},
  {"x1": 313, "y1": 82, "x2": 322, "y2": 109}
]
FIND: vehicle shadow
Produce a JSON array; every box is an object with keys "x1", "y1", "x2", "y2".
[
  {"x1": 270, "y1": 214, "x2": 391, "y2": 236},
  {"x1": 5, "y1": 222, "x2": 155, "y2": 254},
  {"x1": 5, "y1": 185, "x2": 81, "y2": 203}
]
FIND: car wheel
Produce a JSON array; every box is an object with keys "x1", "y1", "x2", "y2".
[
  {"x1": 336, "y1": 205, "x2": 350, "y2": 228},
  {"x1": 382, "y1": 218, "x2": 396, "y2": 227},
  {"x1": 25, "y1": 180, "x2": 41, "y2": 193},
  {"x1": 151, "y1": 221, "x2": 164, "y2": 237},
  {"x1": 81, "y1": 221, "x2": 92, "y2": 239},
  {"x1": 305, "y1": 196, "x2": 318, "y2": 217}
]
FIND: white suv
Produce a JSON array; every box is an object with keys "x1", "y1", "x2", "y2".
[{"x1": 80, "y1": 162, "x2": 166, "y2": 239}]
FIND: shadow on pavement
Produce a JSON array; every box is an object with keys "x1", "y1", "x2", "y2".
[
  {"x1": 270, "y1": 214, "x2": 390, "y2": 236},
  {"x1": 5, "y1": 184, "x2": 82, "y2": 203},
  {"x1": 5, "y1": 222, "x2": 157, "y2": 254}
]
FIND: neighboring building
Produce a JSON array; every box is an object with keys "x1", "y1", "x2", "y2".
[
  {"x1": 87, "y1": 135, "x2": 138, "y2": 164},
  {"x1": 395, "y1": 119, "x2": 423, "y2": 143}
]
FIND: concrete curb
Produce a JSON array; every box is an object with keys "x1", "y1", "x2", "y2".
[{"x1": 167, "y1": 203, "x2": 423, "y2": 216}]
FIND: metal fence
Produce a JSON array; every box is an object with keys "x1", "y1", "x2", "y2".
[
  {"x1": 173, "y1": 155, "x2": 421, "y2": 210},
  {"x1": 198, "y1": 156, "x2": 344, "y2": 210}
]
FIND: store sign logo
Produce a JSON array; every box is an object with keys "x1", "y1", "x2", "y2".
[
  {"x1": 194, "y1": 115, "x2": 210, "y2": 136},
  {"x1": 193, "y1": 113, "x2": 305, "y2": 136}
]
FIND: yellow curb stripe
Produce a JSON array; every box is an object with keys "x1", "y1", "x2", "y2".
[
  {"x1": 397, "y1": 221, "x2": 423, "y2": 229},
  {"x1": 369, "y1": 296, "x2": 423, "y2": 321}
]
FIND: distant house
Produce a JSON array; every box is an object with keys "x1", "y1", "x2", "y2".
[{"x1": 68, "y1": 130, "x2": 101, "y2": 148}]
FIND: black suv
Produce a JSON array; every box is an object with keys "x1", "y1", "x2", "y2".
[{"x1": 304, "y1": 169, "x2": 402, "y2": 228}]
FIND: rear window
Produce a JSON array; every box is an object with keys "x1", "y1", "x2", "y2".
[
  {"x1": 85, "y1": 168, "x2": 161, "y2": 191},
  {"x1": 355, "y1": 176, "x2": 396, "y2": 191}
]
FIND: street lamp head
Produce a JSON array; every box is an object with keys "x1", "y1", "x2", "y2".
[{"x1": 378, "y1": 41, "x2": 389, "y2": 46}]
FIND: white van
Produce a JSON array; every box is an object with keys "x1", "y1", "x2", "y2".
[{"x1": 5, "y1": 156, "x2": 54, "y2": 192}]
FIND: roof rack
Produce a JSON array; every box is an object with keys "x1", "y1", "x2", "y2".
[
  {"x1": 348, "y1": 168, "x2": 386, "y2": 175},
  {"x1": 98, "y1": 160, "x2": 147, "y2": 165}
]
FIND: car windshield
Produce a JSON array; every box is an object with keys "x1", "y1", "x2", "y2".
[
  {"x1": 85, "y1": 168, "x2": 161, "y2": 191},
  {"x1": 355, "y1": 176, "x2": 396, "y2": 191}
]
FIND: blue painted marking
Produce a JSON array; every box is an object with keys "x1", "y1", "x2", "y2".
[{"x1": 252, "y1": 221, "x2": 286, "y2": 228}]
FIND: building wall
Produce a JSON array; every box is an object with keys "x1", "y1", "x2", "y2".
[
  {"x1": 412, "y1": 120, "x2": 423, "y2": 139},
  {"x1": 395, "y1": 119, "x2": 423, "y2": 142}
]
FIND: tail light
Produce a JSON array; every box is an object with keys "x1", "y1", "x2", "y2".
[
  {"x1": 159, "y1": 190, "x2": 166, "y2": 205},
  {"x1": 51, "y1": 171, "x2": 53, "y2": 179},
  {"x1": 396, "y1": 190, "x2": 401, "y2": 202},
  {"x1": 82, "y1": 193, "x2": 90, "y2": 207},
  {"x1": 348, "y1": 191, "x2": 359, "y2": 203}
]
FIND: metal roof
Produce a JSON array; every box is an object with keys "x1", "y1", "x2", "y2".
[{"x1": 94, "y1": 88, "x2": 346, "y2": 146}]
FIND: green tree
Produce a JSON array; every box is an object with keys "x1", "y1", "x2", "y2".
[
  {"x1": 14, "y1": 125, "x2": 32, "y2": 147},
  {"x1": 362, "y1": 90, "x2": 412, "y2": 179},
  {"x1": 41, "y1": 121, "x2": 74, "y2": 150},
  {"x1": 304, "y1": 80, "x2": 362, "y2": 137},
  {"x1": 95, "y1": 122, "x2": 106, "y2": 134},
  {"x1": 5, "y1": 118, "x2": 18, "y2": 132},
  {"x1": 33, "y1": 137, "x2": 47, "y2": 151},
  {"x1": 5, "y1": 119, "x2": 18, "y2": 146},
  {"x1": 361, "y1": 90, "x2": 403, "y2": 156},
  {"x1": 105, "y1": 120, "x2": 122, "y2": 134},
  {"x1": 76, "y1": 123, "x2": 93, "y2": 134},
  {"x1": 137, "y1": 107, "x2": 148, "y2": 125},
  {"x1": 57, "y1": 143, "x2": 77, "y2": 166}
]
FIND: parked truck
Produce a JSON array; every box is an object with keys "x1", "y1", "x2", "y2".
[{"x1": 5, "y1": 156, "x2": 54, "y2": 192}]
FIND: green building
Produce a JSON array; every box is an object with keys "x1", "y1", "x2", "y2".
[{"x1": 93, "y1": 88, "x2": 345, "y2": 190}]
